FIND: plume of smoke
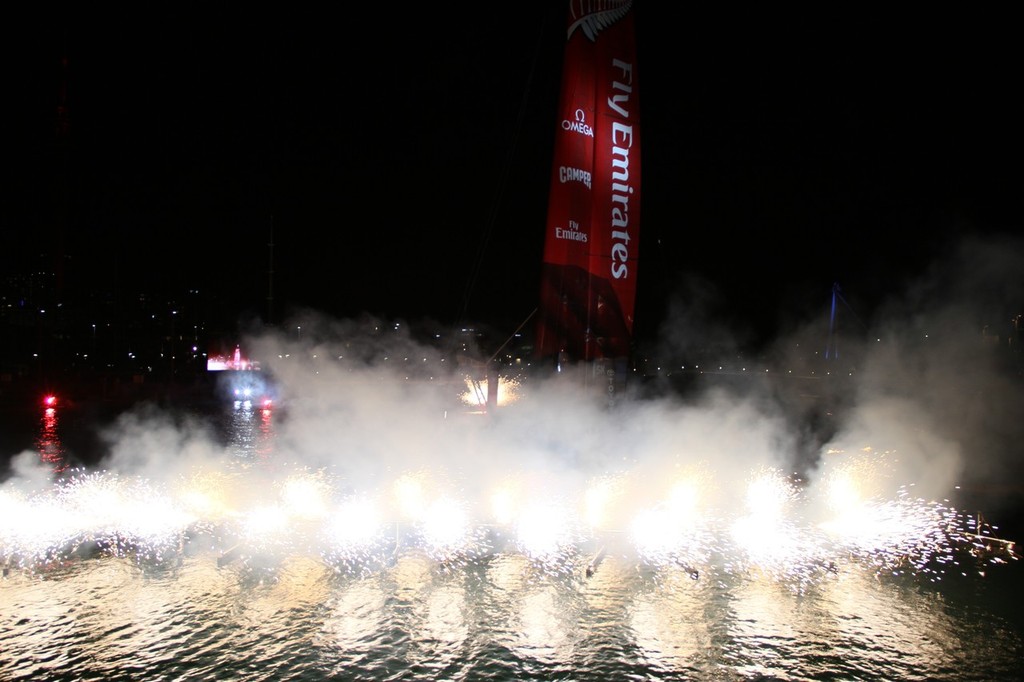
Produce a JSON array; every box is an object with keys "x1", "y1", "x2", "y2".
[
  {"x1": 647, "y1": 231, "x2": 1022, "y2": 521},
  {"x1": 98, "y1": 405, "x2": 227, "y2": 482},
  {"x1": 3, "y1": 234, "x2": 1017, "y2": 541},
  {"x1": 232, "y1": 308, "x2": 806, "y2": 526},
  {"x1": 2, "y1": 450, "x2": 56, "y2": 494},
  {"x1": 814, "y1": 233, "x2": 1024, "y2": 506}
]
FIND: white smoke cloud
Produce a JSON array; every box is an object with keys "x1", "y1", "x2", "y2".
[
  {"x1": 2, "y1": 450, "x2": 56, "y2": 494},
  {"x1": 806, "y1": 232, "x2": 1024, "y2": 506},
  {"x1": 1, "y1": 235, "x2": 1020, "y2": 550},
  {"x1": 99, "y1": 406, "x2": 226, "y2": 482},
  {"x1": 644, "y1": 231, "x2": 1023, "y2": 520}
]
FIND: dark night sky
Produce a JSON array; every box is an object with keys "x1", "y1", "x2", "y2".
[{"x1": 7, "y1": 6, "x2": 1022, "y2": 348}]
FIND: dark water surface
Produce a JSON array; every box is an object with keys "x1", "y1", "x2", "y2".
[{"x1": 2, "y1": 549, "x2": 1023, "y2": 681}]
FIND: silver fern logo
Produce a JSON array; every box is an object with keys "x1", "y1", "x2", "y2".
[{"x1": 567, "y1": 0, "x2": 632, "y2": 41}]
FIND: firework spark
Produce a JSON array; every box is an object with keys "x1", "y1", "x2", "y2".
[{"x1": 1, "y1": 454, "x2": 1014, "y2": 582}]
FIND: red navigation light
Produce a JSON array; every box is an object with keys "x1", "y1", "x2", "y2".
[{"x1": 43, "y1": 394, "x2": 58, "y2": 409}]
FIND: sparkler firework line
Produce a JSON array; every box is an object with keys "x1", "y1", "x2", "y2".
[{"x1": 1, "y1": 457, "x2": 1016, "y2": 582}]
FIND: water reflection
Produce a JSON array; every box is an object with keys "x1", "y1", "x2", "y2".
[
  {"x1": 413, "y1": 577, "x2": 469, "y2": 670},
  {"x1": 630, "y1": 564, "x2": 719, "y2": 675},
  {"x1": 0, "y1": 544, "x2": 1022, "y2": 680},
  {"x1": 227, "y1": 400, "x2": 276, "y2": 461},
  {"x1": 35, "y1": 402, "x2": 67, "y2": 474},
  {"x1": 482, "y1": 553, "x2": 586, "y2": 670},
  {"x1": 320, "y1": 575, "x2": 390, "y2": 666}
]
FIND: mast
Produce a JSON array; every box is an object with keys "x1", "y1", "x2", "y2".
[
  {"x1": 266, "y1": 216, "x2": 275, "y2": 326},
  {"x1": 536, "y1": 1, "x2": 641, "y2": 402},
  {"x1": 825, "y1": 283, "x2": 840, "y2": 360}
]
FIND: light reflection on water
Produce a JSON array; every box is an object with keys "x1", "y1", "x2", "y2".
[
  {"x1": 1, "y1": 550, "x2": 1022, "y2": 681},
  {"x1": 36, "y1": 407, "x2": 67, "y2": 474},
  {"x1": 227, "y1": 401, "x2": 276, "y2": 462},
  {"x1": 629, "y1": 564, "x2": 719, "y2": 675}
]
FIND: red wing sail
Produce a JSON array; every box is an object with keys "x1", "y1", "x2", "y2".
[{"x1": 537, "y1": 1, "x2": 641, "y2": 364}]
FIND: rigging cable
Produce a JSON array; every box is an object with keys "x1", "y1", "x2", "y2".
[{"x1": 450, "y1": 5, "x2": 556, "y2": 343}]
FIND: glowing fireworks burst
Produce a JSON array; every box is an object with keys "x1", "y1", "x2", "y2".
[
  {"x1": 629, "y1": 472, "x2": 717, "y2": 571},
  {"x1": 806, "y1": 450, "x2": 1008, "y2": 579},
  {"x1": 239, "y1": 503, "x2": 290, "y2": 542},
  {"x1": 489, "y1": 483, "x2": 520, "y2": 526},
  {"x1": 583, "y1": 474, "x2": 626, "y2": 531},
  {"x1": 459, "y1": 375, "x2": 522, "y2": 409},
  {"x1": 725, "y1": 467, "x2": 833, "y2": 585},
  {"x1": 0, "y1": 469, "x2": 196, "y2": 567},
  {"x1": 824, "y1": 487, "x2": 962, "y2": 573},
  {"x1": 1, "y1": 452, "x2": 1015, "y2": 584},
  {"x1": 630, "y1": 507, "x2": 709, "y2": 569},
  {"x1": 488, "y1": 474, "x2": 620, "y2": 572},
  {"x1": 416, "y1": 495, "x2": 490, "y2": 567},
  {"x1": 511, "y1": 498, "x2": 584, "y2": 572},
  {"x1": 393, "y1": 471, "x2": 429, "y2": 519},
  {"x1": 319, "y1": 494, "x2": 397, "y2": 576},
  {"x1": 390, "y1": 472, "x2": 491, "y2": 566},
  {"x1": 418, "y1": 496, "x2": 468, "y2": 552},
  {"x1": 0, "y1": 487, "x2": 83, "y2": 566},
  {"x1": 61, "y1": 471, "x2": 196, "y2": 559},
  {"x1": 279, "y1": 469, "x2": 333, "y2": 521},
  {"x1": 217, "y1": 468, "x2": 341, "y2": 561},
  {"x1": 174, "y1": 469, "x2": 237, "y2": 522},
  {"x1": 814, "y1": 449, "x2": 893, "y2": 515},
  {"x1": 325, "y1": 495, "x2": 385, "y2": 548},
  {"x1": 665, "y1": 478, "x2": 702, "y2": 523}
]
